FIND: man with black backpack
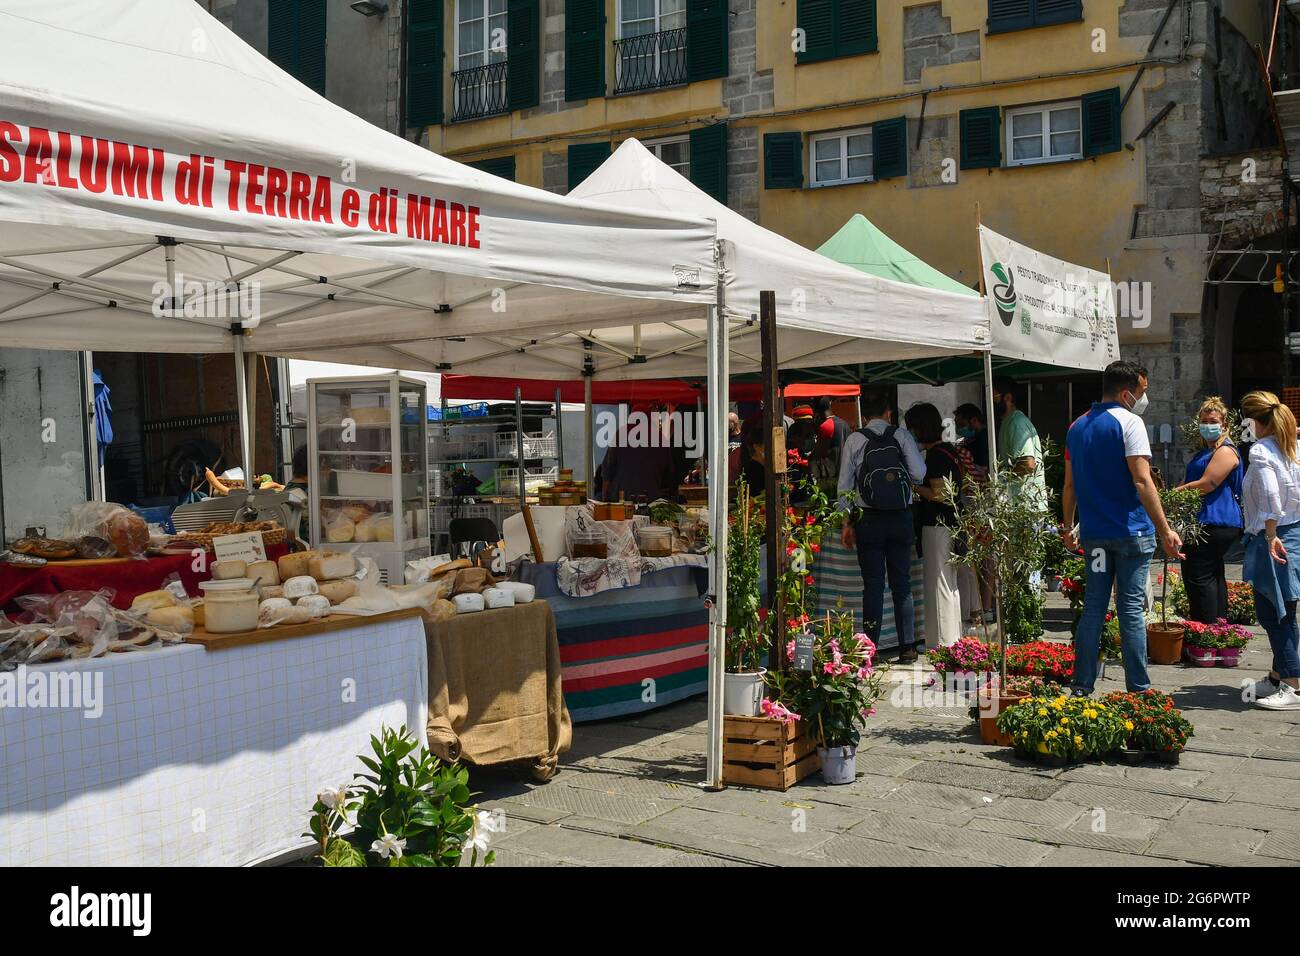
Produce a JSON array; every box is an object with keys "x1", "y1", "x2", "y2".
[{"x1": 837, "y1": 392, "x2": 927, "y2": 662}]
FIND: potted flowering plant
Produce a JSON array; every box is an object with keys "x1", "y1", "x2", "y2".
[
  {"x1": 1183, "y1": 618, "x2": 1251, "y2": 667},
  {"x1": 1227, "y1": 581, "x2": 1257, "y2": 626},
  {"x1": 305, "y1": 725, "x2": 494, "y2": 867},
  {"x1": 1102, "y1": 689, "x2": 1194, "y2": 763},
  {"x1": 1004, "y1": 640, "x2": 1076, "y2": 683},
  {"x1": 926, "y1": 635, "x2": 998, "y2": 682},
  {"x1": 996, "y1": 693, "x2": 1128, "y2": 766},
  {"x1": 724, "y1": 479, "x2": 768, "y2": 715},
  {"x1": 1148, "y1": 488, "x2": 1204, "y2": 664},
  {"x1": 768, "y1": 611, "x2": 887, "y2": 784}
]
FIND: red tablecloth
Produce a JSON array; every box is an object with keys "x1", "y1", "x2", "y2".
[{"x1": 0, "y1": 544, "x2": 289, "y2": 612}]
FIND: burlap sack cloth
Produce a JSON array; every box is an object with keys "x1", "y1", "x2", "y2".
[{"x1": 423, "y1": 601, "x2": 572, "y2": 781}]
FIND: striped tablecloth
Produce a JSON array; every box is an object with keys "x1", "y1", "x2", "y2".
[
  {"x1": 519, "y1": 563, "x2": 708, "y2": 723},
  {"x1": 812, "y1": 533, "x2": 926, "y2": 651}
]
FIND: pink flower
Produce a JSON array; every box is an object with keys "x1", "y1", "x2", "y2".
[
  {"x1": 857, "y1": 665, "x2": 872, "y2": 680},
  {"x1": 762, "y1": 698, "x2": 800, "y2": 724},
  {"x1": 786, "y1": 640, "x2": 795, "y2": 662},
  {"x1": 823, "y1": 662, "x2": 837, "y2": 675}
]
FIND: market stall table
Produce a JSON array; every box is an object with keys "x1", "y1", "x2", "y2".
[
  {"x1": 516, "y1": 563, "x2": 709, "y2": 722},
  {"x1": 424, "y1": 601, "x2": 571, "y2": 781},
  {"x1": 0, "y1": 543, "x2": 289, "y2": 612},
  {"x1": 0, "y1": 607, "x2": 426, "y2": 866}
]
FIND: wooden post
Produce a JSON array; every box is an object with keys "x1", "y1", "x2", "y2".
[{"x1": 760, "y1": 291, "x2": 785, "y2": 673}]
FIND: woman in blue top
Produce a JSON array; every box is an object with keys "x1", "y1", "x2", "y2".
[{"x1": 1175, "y1": 397, "x2": 1243, "y2": 623}]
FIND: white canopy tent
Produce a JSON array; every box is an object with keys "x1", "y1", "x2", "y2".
[
  {"x1": 0, "y1": 0, "x2": 993, "y2": 791},
  {"x1": 282, "y1": 139, "x2": 991, "y2": 379}
]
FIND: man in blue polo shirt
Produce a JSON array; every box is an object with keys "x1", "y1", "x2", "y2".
[{"x1": 1062, "y1": 360, "x2": 1183, "y2": 694}]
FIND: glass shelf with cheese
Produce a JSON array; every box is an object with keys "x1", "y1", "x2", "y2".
[{"x1": 307, "y1": 373, "x2": 430, "y2": 585}]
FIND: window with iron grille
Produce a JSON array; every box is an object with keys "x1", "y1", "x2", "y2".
[
  {"x1": 453, "y1": 0, "x2": 509, "y2": 121},
  {"x1": 615, "y1": 0, "x2": 687, "y2": 93}
]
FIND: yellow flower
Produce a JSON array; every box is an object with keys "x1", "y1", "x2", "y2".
[
  {"x1": 1097, "y1": 702, "x2": 1107, "y2": 709},
  {"x1": 1084, "y1": 708, "x2": 1097, "y2": 719},
  {"x1": 1060, "y1": 717, "x2": 1070, "y2": 726},
  {"x1": 1124, "y1": 720, "x2": 1134, "y2": 731},
  {"x1": 1038, "y1": 708, "x2": 1048, "y2": 716},
  {"x1": 1074, "y1": 735, "x2": 1084, "y2": 747}
]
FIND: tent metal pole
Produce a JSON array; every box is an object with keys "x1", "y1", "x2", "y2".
[
  {"x1": 704, "y1": 242, "x2": 729, "y2": 791},
  {"x1": 232, "y1": 328, "x2": 253, "y2": 476},
  {"x1": 982, "y1": 347, "x2": 1006, "y2": 679},
  {"x1": 584, "y1": 374, "x2": 594, "y2": 487},
  {"x1": 554, "y1": 387, "x2": 564, "y2": 473}
]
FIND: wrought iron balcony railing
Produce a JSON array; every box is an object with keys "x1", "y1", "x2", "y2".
[
  {"x1": 613, "y1": 27, "x2": 687, "y2": 95},
  {"x1": 452, "y1": 60, "x2": 508, "y2": 121}
]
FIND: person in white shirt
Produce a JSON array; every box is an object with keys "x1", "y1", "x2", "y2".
[
  {"x1": 1239, "y1": 390, "x2": 1300, "y2": 711},
  {"x1": 838, "y1": 393, "x2": 926, "y2": 662}
]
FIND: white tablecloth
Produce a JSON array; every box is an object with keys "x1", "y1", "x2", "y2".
[{"x1": 0, "y1": 615, "x2": 427, "y2": 866}]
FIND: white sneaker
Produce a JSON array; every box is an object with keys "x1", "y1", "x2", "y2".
[
  {"x1": 1255, "y1": 683, "x2": 1300, "y2": 711},
  {"x1": 1252, "y1": 676, "x2": 1280, "y2": 701}
]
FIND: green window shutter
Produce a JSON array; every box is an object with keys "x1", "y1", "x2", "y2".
[
  {"x1": 763, "y1": 132, "x2": 803, "y2": 189},
  {"x1": 565, "y1": 0, "x2": 605, "y2": 101},
  {"x1": 686, "y1": 0, "x2": 729, "y2": 82},
  {"x1": 689, "y1": 124, "x2": 728, "y2": 203},
  {"x1": 987, "y1": 0, "x2": 1034, "y2": 34},
  {"x1": 871, "y1": 116, "x2": 908, "y2": 180},
  {"x1": 1035, "y1": 0, "x2": 1083, "y2": 27},
  {"x1": 406, "y1": 0, "x2": 444, "y2": 127},
  {"x1": 1081, "y1": 87, "x2": 1122, "y2": 156},
  {"x1": 838, "y1": 0, "x2": 878, "y2": 56},
  {"x1": 960, "y1": 107, "x2": 1001, "y2": 169},
  {"x1": 568, "y1": 142, "x2": 611, "y2": 191},
  {"x1": 469, "y1": 156, "x2": 516, "y2": 181},
  {"x1": 268, "y1": 0, "x2": 326, "y2": 95},
  {"x1": 796, "y1": 0, "x2": 836, "y2": 63},
  {"x1": 507, "y1": 0, "x2": 540, "y2": 112}
]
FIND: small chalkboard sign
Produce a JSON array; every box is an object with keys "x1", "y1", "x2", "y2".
[{"x1": 794, "y1": 629, "x2": 815, "y2": 672}]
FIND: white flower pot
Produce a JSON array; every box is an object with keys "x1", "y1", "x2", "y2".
[
  {"x1": 817, "y1": 745, "x2": 857, "y2": 785},
  {"x1": 723, "y1": 669, "x2": 767, "y2": 716}
]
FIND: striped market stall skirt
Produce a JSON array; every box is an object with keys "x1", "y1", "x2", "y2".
[
  {"x1": 519, "y1": 563, "x2": 709, "y2": 723},
  {"x1": 812, "y1": 533, "x2": 926, "y2": 652}
]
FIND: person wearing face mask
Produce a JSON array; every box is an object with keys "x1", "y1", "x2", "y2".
[
  {"x1": 1061, "y1": 360, "x2": 1183, "y2": 695},
  {"x1": 991, "y1": 377, "x2": 1046, "y2": 506},
  {"x1": 953, "y1": 403, "x2": 991, "y2": 482},
  {"x1": 1238, "y1": 391, "x2": 1300, "y2": 710},
  {"x1": 1174, "y1": 397, "x2": 1244, "y2": 624}
]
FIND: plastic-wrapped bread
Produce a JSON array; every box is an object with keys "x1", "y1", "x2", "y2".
[
  {"x1": 496, "y1": 581, "x2": 535, "y2": 604},
  {"x1": 482, "y1": 587, "x2": 515, "y2": 609},
  {"x1": 316, "y1": 579, "x2": 358, "y2": 604},
  {"x1": 146, "y1": 605, "x2": 194, "y2": 635},
  {"x1": 130, "y1": 589, "x2": 176, "y2": 612},
  {"x1": 308, "y1": 551, "x2": 356, "y2": 581},
  {"x1": 277, "y1": 550, "x2": 316, "y2": 580},
  {"x1": 282, "y1": 575, "x2": 320, "y2": 600},
  {"x1": 453, "y1": 592, "x2": 485, "y2": 614}
]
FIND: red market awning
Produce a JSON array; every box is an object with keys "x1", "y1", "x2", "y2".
[{"x1": 440, "y1": 375, "x2": 860, "y2": 404}]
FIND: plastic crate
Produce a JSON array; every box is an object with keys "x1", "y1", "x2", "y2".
[
  {"x1": 459, "y1": 401, "x2": 490, "y2": 419},
  {"x1": 427, "y1": 405, "x2": 443, "y2": 421},
  {"x1": 494, "y1": 465, "x2": 558, "y2": 496},
  {"x1": 493, "y1": 431, "x2": 558, "y2": 460}
]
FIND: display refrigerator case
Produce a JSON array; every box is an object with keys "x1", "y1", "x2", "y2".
[{"x1": 307, "y1": 373, "x2": 430, "y2": 584}]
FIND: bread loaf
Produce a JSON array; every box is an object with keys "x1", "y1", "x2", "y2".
[
  {"x1": 130, "y1": 589, "x2": 176, "y2": 612},
  {"x1": 146, "y1": 605, "x2": 194, "y2": 634}
]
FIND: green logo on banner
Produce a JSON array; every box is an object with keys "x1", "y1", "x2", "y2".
[{"x1": 990, "y1": 261, "x2": 1016, "y2": 327}]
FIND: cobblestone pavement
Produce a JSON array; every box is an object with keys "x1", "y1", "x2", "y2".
[{"x1": 474, "y1": 579, "x2": 1300, "y2": 867}]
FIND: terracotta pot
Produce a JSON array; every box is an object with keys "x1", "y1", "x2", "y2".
[
  {"x1": 1185, "y1": 645, "x2": 1217, "y2": 667},
  {"x1": 977, "y1": 688, "x2": 1028, "y2": 746},
  {"x1": 1146, "y1": 624, "x2": 1184, "y2": 665}
]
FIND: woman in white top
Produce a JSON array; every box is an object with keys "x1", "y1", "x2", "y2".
[{"x1": 1239, "y1": 391, "x2": 1300, "y2": 710}]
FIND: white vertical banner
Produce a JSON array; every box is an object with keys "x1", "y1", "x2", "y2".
[{"x1": 978, "y1": 224, "x2": 1120, "y2": 371}]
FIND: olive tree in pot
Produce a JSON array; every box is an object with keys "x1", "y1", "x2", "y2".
[
  {"x1": 940, "y1": 461, "x2": 1052, "y2": 717},
  {"x1": 1147, "y1": 486, "x2": 1204, "y2": 665},
  {"x1": 724, "y1": 479, "x2": 767, "y2": 715}
]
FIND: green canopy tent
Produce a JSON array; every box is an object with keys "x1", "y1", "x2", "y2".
[{"x1": 813, "y1": 213, "x2": 1073, "y2": 385}]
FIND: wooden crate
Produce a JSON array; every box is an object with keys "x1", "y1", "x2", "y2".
[{"x1": 722, "y1": 715, "x2": 820, "y2": 791}]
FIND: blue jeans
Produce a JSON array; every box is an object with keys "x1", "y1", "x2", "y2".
[
  {"x1": 1256, "y1": 594, "x2": 1300, "y2": 680},
  {"x1": 854, "y1": 510, "x2": 915, "y2": 649},
  {"x1": 1073, "y1": 535, "x2": 1156, "y2": 693}
]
